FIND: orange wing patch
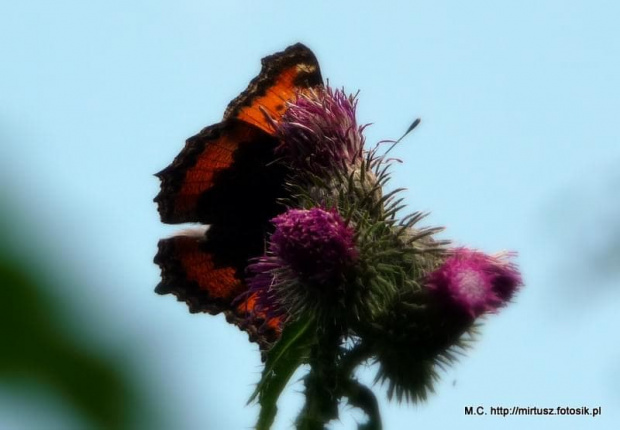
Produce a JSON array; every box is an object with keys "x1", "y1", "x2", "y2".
[
  {"x1": 171, "y1": 127, "x2": 237, "y2": 220},
  {"x1": 154, "y1": 234, "x2": 244, "y2": 313},
  {"x1": 224, "y1": 43, "x2": 323, "y2": 135},
  {"x1": 155, "y1": 120, "x2": 277, "y2": 225},
  {"x1": 174, "y1": 122, "x2": 261, "y2": 222},
  {"x1": 235, "y1": 292, "x2": 283, "y2": 337},
  {"x1": 233, "y1": 64, "x2": 320, "y2": 134},
  {"x1": 174, "y1": 235, "x2": 243, "y2": 300},
  {"x1": 155, "y1": 233, "x2": 281, "y2": 349}
]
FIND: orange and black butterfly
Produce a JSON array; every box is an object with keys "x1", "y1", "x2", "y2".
[{"x1": 154, "y1": 44, "x2": 323, "y2": 349}]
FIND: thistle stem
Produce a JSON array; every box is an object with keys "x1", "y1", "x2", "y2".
[
  {"x1": 296, "y1": 325, "x2": 341, "y2": 430},
  {"x1": 341, "y1": 379, "x2": 382, "y2": 430}
]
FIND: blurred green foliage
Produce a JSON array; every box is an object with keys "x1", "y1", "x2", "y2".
[{"x1": 0, "y1": 200, "x2": 149, "y2": 429}]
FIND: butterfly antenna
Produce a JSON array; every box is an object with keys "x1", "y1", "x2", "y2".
[{"x1": 384, "y1": 118, "x2": 421, "y2": 156}]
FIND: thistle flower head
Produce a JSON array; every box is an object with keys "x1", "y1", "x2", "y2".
[
  {"x1": 276, "y1": 87, "x2": 365, "y2": 174},
  {"x1": 247, "y1": 207, "x2": 358, "y2": 320},
  {"x1": 425, "y1": 248, "x2": 522, "y2": 319},
  {"x1": 271, "y1": 207, "x2": 357, "y2": 283}
]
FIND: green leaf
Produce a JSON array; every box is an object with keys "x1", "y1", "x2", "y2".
[{"x1": 250, "y1": 318, "x2": 316, "y2": 430}]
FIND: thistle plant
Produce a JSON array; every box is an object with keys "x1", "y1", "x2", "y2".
[{"x1": 246, "y1": 87, "x2": 523, "y2": 429}]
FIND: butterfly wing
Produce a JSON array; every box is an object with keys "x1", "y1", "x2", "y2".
[
  {"x1": 154, "y1": 43, "x2": 323, "y2": 348},
  {"x1": 155, "y1": 43, "x2": 323, "y2": 225},
  {"x1": 153, "y1": 121, "x2": 286, "y2": 347},
  {"x1": 224, "y1": 42, "x2": 323, "y2": 135},
  {"x1": 154, "y1": 226, "x2": 281, "y2": 349},
  {"x1": 154, "y1": 120, "x2": 285, "y2": 225}
]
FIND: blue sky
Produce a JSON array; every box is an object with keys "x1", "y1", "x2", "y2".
[{"x1": 1, "y1": 1, "x2": 619, "y2": 429}]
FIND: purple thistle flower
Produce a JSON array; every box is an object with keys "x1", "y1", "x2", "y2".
[
  {"x1": 270, "y1": 207, "x2": 358, "y2": 283},
  {"x1": 247, "y1": 207, "x2": 358, "y2": 319},
  {"x1": 425, "y1": 248, "x2": 522, "y2": 319},
  {"x1": 276, "y1": 87, "x2": 365, "y2": 174}
]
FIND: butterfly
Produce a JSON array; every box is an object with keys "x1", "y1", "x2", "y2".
[{"x1": 154, "y1": 43, "x2": 324, "y2": 349}]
